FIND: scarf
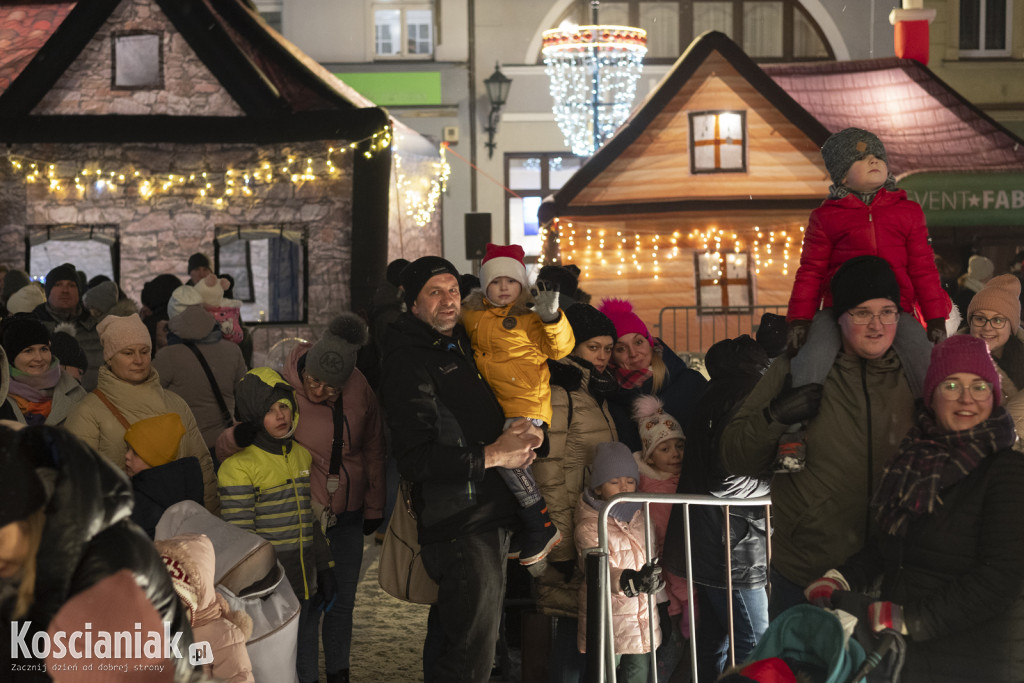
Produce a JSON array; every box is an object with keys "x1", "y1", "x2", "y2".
[
  {"x1": 8, "y1": 363, "x2": 60, "y2": 424},
  {"x1": 588, "y1": 367, "x2": 619, "y2": 401},
  {"x1": 872, "y1": 404, "x2": 1017, "y2": 536},
  {"x1": 827, "y1": 172, "x2": 898, "y2": 200},
  {"x1": 614, "y1": 365, "x2": 652, "y2": 390},
  {"x1": 582, "y1": 485, "x2": 642, "y2": 524}
]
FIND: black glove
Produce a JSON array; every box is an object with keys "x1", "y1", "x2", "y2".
[
  {"x1": 765, "y1": 374, "x2": 823, "y2": 425},
  {"x1": 926, "y1": 318, "x2": 947, "y2": 344},
  {"x1": 313, "y1": 569, "x2": 339, "y2": 613},
  {"x1": 363, "y1": 517, "x2": 384, "y2": 536},
  {"x1": 619, "y1": 563, "x2": 664, "y2": 598},
  {"x1": 785, "y1": 318, "x2": 812, "y2": 358}
]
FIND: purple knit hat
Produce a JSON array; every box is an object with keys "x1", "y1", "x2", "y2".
[{"x1": 923, "y1": 335, "x2": 1001, "y2": 409}]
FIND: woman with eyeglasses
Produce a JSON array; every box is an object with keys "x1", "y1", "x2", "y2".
[
  {"x1": 965, "y1": 273, "x2": 1024, "y2": 443},
  {"x1": 803, "y1": 334, "x2": 1024, "y2": 682}
]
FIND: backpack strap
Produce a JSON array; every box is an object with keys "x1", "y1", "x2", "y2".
[
  {"x1": 182, "y1": 341, "x2": 234, "y2": 429},
  {"x1": 92, "y1": 389, "x2": 131, "y2": 431}
]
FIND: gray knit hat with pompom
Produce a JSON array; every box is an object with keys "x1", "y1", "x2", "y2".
[
  {"x1": 821, "y1": 128, "x2": 888, "y2": 186},
  {"x1": 305, "y1": 313, "x2": 369, "y2": 388}
]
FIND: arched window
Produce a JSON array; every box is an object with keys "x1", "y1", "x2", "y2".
[{"x1": 544, "y1": 0, "x2": 832, "y2": 63}]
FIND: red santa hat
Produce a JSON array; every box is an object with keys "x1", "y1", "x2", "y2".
[{"x1": 479, "y1": 243, "x2": 528, "y2": 291}]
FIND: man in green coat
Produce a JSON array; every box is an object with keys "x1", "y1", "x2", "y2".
[{"x1": 721, "y1": 256, "x2": 927, "y2": 618}]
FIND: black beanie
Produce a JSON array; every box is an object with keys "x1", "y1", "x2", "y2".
[
  {"x1": 820, "y1": 128, "x2": 888, "y2": 186},
  {"x1": 140, "y1": 273, "x2": 183, "y2": 312},
  {"x1": 50, "y1": 323, "x2": 88, "y2": 372},
  {"x1": 755, "y1": 312, "x2": 788, "y2": 358},
  {"x1": 400, "y1": 256, "x2": 460, "y2": 308},
  {"x1": 0, "y1": 428, "x2": 46, "y2": 527},
  {"x1": 386, "y1": 258, "x2": 411, "y2": 288},
  {"x1": 830, "y1": 255, "x2": 902, "y2": 314},
  {"x1": 564, "y1": 303, "x2": 617, "y2": 344},
  {"x1": 44, "y1": 263, "x2": 78, "y2": 298},
  {"x1": 1, "y1": 313, "x2": 51, "y2": 361},
  {"x1": 537, "y1": 264, "x2": 581, "y2": 298}
]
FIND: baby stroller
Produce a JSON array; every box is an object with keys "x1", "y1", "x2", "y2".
[
  {"x1": 720, "y1": 604, "x2": 906, "y2": 683},
  {"x1": 156, "y1": 500, "x2": 302, "y2": 683}
]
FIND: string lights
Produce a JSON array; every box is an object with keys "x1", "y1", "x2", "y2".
[
  {"x1": 542, "y1": 25, "x2": 647, "y2": 156},
  {"x1": 539, "y1": 219, "x2": 805, "y2": 278},
  {"x1": 394, "y1": 141, "x2": 451, "y2": 228}
]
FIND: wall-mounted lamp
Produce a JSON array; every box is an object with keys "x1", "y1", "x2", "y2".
[{"x1": 483, "y1": 63, "x2": 512, "y2": 159}]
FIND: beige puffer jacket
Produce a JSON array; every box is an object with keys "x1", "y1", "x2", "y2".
[
  {"x1": 64, "y1": 364, "x2": 220, "y2": 513},
  {"x1": 992, "y1": 328, "x2": 1024, "y2": 450},
  {"x1": 534, "y1": 356, "x2": 617, "y2": 617},
  {"x1": 156, "y1": 533, "x2": 254, "y2": 683},
  {"x1": 575, "y1": 494, "x2": 661, "y2": 655}
]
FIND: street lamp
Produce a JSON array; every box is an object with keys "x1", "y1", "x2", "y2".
[{"x1": 483, "y1": 63, "x2": 512, "y2": 159}]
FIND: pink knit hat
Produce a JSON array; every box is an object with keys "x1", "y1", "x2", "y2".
[
  {"x1": 97, "y1": 313, "x2": 150, "y2": 361},
  {"x1": 923, "y1": 335, "x2": 1001, "y2": 409},
  {"x1": 479, "y1": 243, "x2": 527, "y2": 290},
  {"x1": 598, "y1": 298, "x2": 652, "y2": 345}
]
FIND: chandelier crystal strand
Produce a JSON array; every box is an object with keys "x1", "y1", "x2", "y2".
[{"x1": 542, "y1": 25, "x2": 647, "y2": 156}]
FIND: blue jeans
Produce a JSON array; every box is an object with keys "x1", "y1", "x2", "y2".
[
  {"x1": 695, "y1": 584, "x2": 769, "y2": 681},
  {"x1": 323, "y1": 510, "x2": 364, "y2": 673},
  {"x1": 768, "y1": 566, "x2": 807, "y2": 621},
  {"x1": 421, "y1": 527, "x2": 511, "y2": 683},
  {"x1": 296, "y1": 599, "x2": 319, "y2": 683}
]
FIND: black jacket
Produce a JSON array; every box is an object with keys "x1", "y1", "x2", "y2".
[
  {"x1": 2, "y1": 426, "x2": 199, "y2": 681},
  {"x1": 131, "y1": 456, "x2": 205, "y2": 538},
  {"x1": 379, "y1": 313, "x2": 518, "y2": 544},
  {"x1": 662, "y1": 335, "x2": 770, "y2": 589},
  {"x1": 840, "y1": 445, "x2": 1024, "y2": 682}
]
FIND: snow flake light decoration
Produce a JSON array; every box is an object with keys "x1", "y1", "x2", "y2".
[{"x1": 542, "y1": 24, "x2": 646, "y2": 157}]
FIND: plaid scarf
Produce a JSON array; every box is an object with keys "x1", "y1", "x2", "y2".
[
  {"x1": 614, "y1": 365, "x2": 652, "y2": 390},
  {"x1": 873, "y1": 404, "x2": 1017, "y2": 536}
]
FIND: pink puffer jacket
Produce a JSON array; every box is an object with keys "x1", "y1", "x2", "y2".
[
  {"x1": 575, "y1": 494, "x2": 661, "y2": 655},
  {"x1": 156, "y1": 534, "x2": 254, "y2": 683}
]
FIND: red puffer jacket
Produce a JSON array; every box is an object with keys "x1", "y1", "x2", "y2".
[{"x1": 787, "y1": 188, "x2": 950, "y2": 322}]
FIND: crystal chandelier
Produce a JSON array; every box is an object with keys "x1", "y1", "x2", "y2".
[{"x1": 542, "y1": 3, "x2": 646, "y2": 157}]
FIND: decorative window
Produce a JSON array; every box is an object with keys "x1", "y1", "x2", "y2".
[
  {"x1": 28, "y1": 225, "x2": 119, "y2": 284},
  {"x1": 374, "y1": 4, "x2": 434, "y2": 59},
  {"x1": 506, "y1": 153, "x2": 585, "y2": 259},
  {"x1": 547, "y1": 0, "x2": 831, "y2": 63},
  {"x1": 959, "y1": 0, "x2": 1012, "y2": 57},
  {"x1": 112, "y1": 32, "x2": 163, "y2": 89},
  {"x1": 215, "y1": 226, "x2": 307, "y2": 324},
  {"x1": 689, "y1": 111, "x2": 746, "y2": 173},
  {"x1": 695, "y1": 251, "x2": 752, "y2": 312}
]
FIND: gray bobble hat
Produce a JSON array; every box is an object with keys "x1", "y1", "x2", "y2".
[
  {"x1": 83, "y1": 280, "x2": 119, "y2": 316},
  {"x1": 821, "y1": 128, "x2": 888, "y2": 186},
  {"x1": 305, "y1": 313, "x2": 369, "y2": 388},
  {"x1": 591, "y1": 441, "x2": 639, "y2": 491}
]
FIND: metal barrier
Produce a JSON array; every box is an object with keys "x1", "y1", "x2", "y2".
[
  {"x1": 584, "y1": 492, "x2": 772, "y2": 683},
  {"x1": 656, "y1": 306, "x2": 786, "y2": 355}
]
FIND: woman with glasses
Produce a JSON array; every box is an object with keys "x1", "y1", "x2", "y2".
[
  {"x1": 965, "y1": 274, "x2": 1024, "y2": 442},
  {"x1": 803, "y1": 334, "x2": 1024, "y2": 682}
]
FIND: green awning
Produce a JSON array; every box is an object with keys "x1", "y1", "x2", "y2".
[
  {"x1": 334, "y1": 72, "x2": 442, "y2": 106},
  {"x1": 901, "y1": 172, "x2": 1024, "y2": 227}
]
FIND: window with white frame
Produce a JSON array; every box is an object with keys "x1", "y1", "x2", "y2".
[
  {"x1": 695, "y1": 251, "x2": 752, "y2": 312},
  {"x1": 689, "y1": 111, "x2": 746, "y2": 173},
  {"x1": 506, "y1": 154, "x2": 584, "y2": 259},
  {"x1": 374, "y1": 4, "x2": 433, "y2": 59},
  {"x1": 960, "y1": 0, "x2": 1012, "y2": 57}
]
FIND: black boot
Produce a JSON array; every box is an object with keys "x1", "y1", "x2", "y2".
[{"x1": 327, "y1": 670, "x2": 350, "y2": 683}]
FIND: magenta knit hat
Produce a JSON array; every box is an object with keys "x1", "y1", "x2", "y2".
[
  {"x1": 923, "y1": 335, "x2": 1001, "y2": 409},
  {"x1": 598, "y1": 298, "x2": 652, "y2": 345}
]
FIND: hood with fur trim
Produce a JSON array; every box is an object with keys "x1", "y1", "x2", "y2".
[{"x1": 461, "y1": 287, "x2": 534, "y2": 317}]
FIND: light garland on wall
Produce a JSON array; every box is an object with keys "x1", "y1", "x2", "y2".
[
  {"x1": 394, "y1": 142, "x2": 451, "y2": 227},
  {"x1": 4, "y1": 126, "x2": 394, "y2": 207},
  {"x1": 539, "y1": 218, "x2": 805, "y2": 278},
  {"x1": 542, "y1": 25, "x2": 647, "y2": 156}
]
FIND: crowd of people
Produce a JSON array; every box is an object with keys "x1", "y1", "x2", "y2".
[{"x1": 3, "y1": 125, "x2": 1024, "y2": 683}]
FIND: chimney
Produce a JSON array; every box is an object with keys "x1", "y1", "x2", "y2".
[{"x1": 889, "y1": 0, "x2": 937, "y2": 65}]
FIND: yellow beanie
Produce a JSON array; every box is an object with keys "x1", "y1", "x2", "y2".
[{"x1": 125, "y1": 413, "x2": 185, "y2": 468}]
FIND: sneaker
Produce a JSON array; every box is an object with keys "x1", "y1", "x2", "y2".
[{"x1": 518, "y1": 525, "x2": 562, "y2": 566}]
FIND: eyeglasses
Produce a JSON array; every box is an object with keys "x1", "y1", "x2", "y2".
[
  {"x1": 304, "y1": 374, "x2": 340, "y2": 397},
  {"x1": 937, "y1": 380, "x2": 993, "y2": 402},
  {"x1": 847, "y1": 309, "x2": 899, "y2": 325},
  {"x1": 969, "y1": 314, "x2": 1009, "y2": 330}
]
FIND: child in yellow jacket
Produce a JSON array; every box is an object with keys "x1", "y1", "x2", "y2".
[{"x1": 461, "y1": 243, "x2": 576, "y2": 566}]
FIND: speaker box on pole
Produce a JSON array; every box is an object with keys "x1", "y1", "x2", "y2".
[{"x1": 465, "y1": 213, "x2": 491, "y2": 261}]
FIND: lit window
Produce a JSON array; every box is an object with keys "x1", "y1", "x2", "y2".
[
  {"x1": 960, "y1": 0, "x2": 1011, "y2": 57},
  {"x1": 29, "y1": 225, "x2": 118, "y2": 283},
  {"x1": 215, "y1": 226, "x2": 307, "y2": 324},
  {"x1": 113, "y1": 32, "x2": 162, "y2": 89},
  {"x1": 506, "y1": 154, "x2": 583, "y2": 259},
  {"x1": 689, "y1": 111, "x2": 746, "y2": 173},
  {"x1": 374, "y1": 5, "x2": 433, "y2": 59},
  {"x1": 695, "y1": 251, "x2": 752, "y2": 312}
]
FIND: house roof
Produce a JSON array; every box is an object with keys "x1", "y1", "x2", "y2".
[
  {"x1": 763, "y1": 58, "x2": 1024, "y2": 175},
  {"x1": 547, "y1": 31, "x2": 1024, "y2": 220},
  {"x1": 0, "y1": 0, "x2": 389, "y2": 143}
]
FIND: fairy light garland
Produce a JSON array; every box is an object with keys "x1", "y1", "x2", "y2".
[
  {"x1": 5, "y1": 126, "x2": 395, "y2": 207},
  {"x1": 394, "y1": 142, "x2": 451, "y2": 227},
  {"x1": 539, "y1": 218, "x2": 805, "y2": 278}
]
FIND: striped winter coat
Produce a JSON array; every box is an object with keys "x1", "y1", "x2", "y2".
[{"x1": 217, "y1": 367, "x2": 331, "y2": 599}]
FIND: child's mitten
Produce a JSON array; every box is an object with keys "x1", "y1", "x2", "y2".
[{"x1": 532, "y1": 281, "x2": 561, "y2": 323}]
